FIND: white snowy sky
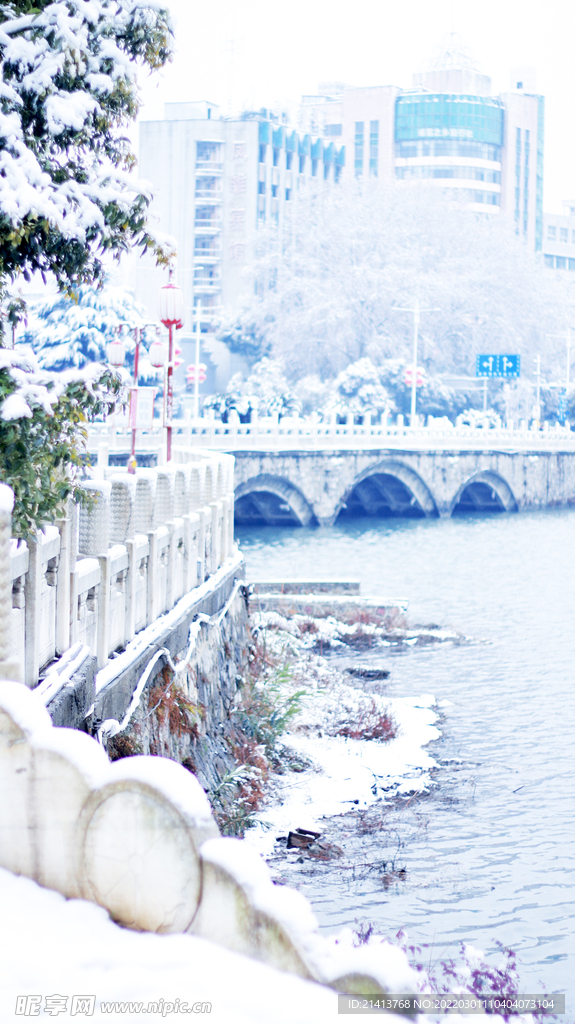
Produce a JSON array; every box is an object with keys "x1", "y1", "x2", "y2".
[{"x1": 136, "y1": 0, "x2": 575, "y2": 213}]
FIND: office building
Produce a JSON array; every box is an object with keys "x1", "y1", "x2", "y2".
[
  {"x1": 136, "y1": 103, "x2": 344, "y2": 390},
  {"x1": 300, "y1": 52, "x2": 545, "y2": 250},
  {"x1": 542, "y1": 202, "x2": 575, "y2": 270}
]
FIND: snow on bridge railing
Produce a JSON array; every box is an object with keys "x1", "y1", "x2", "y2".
[
  {"x1": 3, "y1": 450, "x2": 235, "y2": 690},
  {"x1": 88, "y1": 410, "x2": 575, "y2": 454}
]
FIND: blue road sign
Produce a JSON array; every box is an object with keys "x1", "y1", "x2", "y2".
[{"x1": 475, "y1": 354, "x2": 521, "y2": 378}]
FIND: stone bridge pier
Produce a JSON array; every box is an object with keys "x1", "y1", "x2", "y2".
[{"x1": 232, "y1": 449, "x2": 575, "y2": 526}]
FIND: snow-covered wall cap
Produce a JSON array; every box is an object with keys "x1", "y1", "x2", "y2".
[
  {"x1": 0, "y1": 484, "x2": 14, "y2": 515},
  {"x1": 107, "y1": 756, "x2": 216, "y2": 830},
  {"x1": 81, "y1": 479, "x2": 112, "y2": 498}
]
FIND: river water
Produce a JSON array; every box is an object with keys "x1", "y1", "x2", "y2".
[{"x1": 236, "y1": 508, "x2": 575, "y2": 1007}]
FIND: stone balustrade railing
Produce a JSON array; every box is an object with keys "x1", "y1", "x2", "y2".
[
  {"x1": 6, "y1": 449, "x2": 235, "y2": 688},
  {"x1": 88, "y1": 411, "x2": 575, "y2": 455}
]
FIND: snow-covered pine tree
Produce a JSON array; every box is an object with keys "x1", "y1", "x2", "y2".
[
  {"x1": 22, "y1": 283, "x2": 148, "y2": 371},
  {"x1": 0, "y1": 0, "x2": 174, "y2": 331}
]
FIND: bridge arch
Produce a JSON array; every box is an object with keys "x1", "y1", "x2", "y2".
[
  {"x1": 335, "y1": 460, "x2": 439, "y2": 521},
  {"x1": 450, "y1": 471, "x2": 518, "y2": 515},
  {"x1": 234, "y1": 474, "x2": 317, "y2": 527}
]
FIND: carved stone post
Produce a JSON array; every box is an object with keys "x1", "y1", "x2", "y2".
[{"x1": 0, "y1": 484, "x2": 21, "y2": 682}]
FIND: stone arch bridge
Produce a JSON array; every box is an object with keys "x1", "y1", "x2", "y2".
[{"x1": 232, "y1": 448, "x2": 575, "y2": 526}]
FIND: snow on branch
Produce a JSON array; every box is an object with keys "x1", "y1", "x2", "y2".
[{"x1": 0, "y1": 0, "x2": 174, "y2": 292}]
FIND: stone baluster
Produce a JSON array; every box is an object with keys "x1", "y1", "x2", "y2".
[
  {"x1": 133, "y1": 471, "x2": 157, "y2": 535},
  {"x1": 0, "y1": 485, "x2": 20, "y2": 682},
  {"x1": 110, "y1": 476, "x2": 135, "y2": 544},
  {"x1": 78, "y1": 481, "x2": 111, "y2": 671},
  {"x1": 229, "y1": 409, "x2": 239, "y2": 444}
]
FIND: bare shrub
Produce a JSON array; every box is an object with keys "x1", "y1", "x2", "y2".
[{"x1": 337, "y1": 698, "x2": 397, "y2": 742}]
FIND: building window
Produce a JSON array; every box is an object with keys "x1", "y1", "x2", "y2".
[
  {"x1": 544, "y1": 254, "x2": 554, "y2": 268},
  {"x1": 523, "y1": 130, "x2": 529, "y2": 236},
  {"x1": 355, "y1": 121, "x2": 364, "y2": 176},
  {"x1": 273, "y1": 148, "x2": 280, "y2": 167},
  {"x1": 569, "y1": 258, "x2": 575, "y2": 271},
  {"x1": 395, "y1": 165, "x2": 501, "y2": 184},
  {"x1": 285, "y1": 188, "x2": 291, "y2": 201},
  {"x1": 286, "y1": 151, "x2": 293, "y2": 170},
  {"x1": 299, "y1": 154, "x2": 306, "y2": 174},
  {"x1": 323, "y1": 163, "x2": 330, "y2": 181},
  {"x1": 311, "y1": 158, "x2": 318, "y2": 176},
  {"x1": 395, "y1": 140, "x2": 501, "y2": 160},
  {"x1": 556, "y1": 256, "x2": 566, "y2": 269},
  {"x1": 271, "y1": 184, "x2": 278, "y2": 198},
  {"x1": 369, "y1": 120, "x2": 379, "y2": 177},
  {"x1": 258, "y1": 144, "x2": 266, "y2": 163},
  {"x1": 515, "y1": 128, "x2": 521, "y2": 232},
  {"x1": 547, "y1": 225, "x2": 556, "y2": 240},
  {"x1": 560, "y1": 227, "x2": 569, "y2": 243},
  {"x1": 325, "y1": 124, "x2": 342, "y2": 136}
]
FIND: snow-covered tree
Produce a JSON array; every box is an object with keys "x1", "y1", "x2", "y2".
[
  {"x1": 0, "y1": 347, "x2": 122, "y2": 536},
  {"x1": 20, "y1": 282, "x2": 160, "y2": 380},
  {"x1": 0, "y1": 0, "x2": 174, "y2": 332},
  {"x1": 0, "y1": 1, "x2": 172, "y2": 532},
  {"x1": 204, "y1": 357, "x2": 299, "y2": 421},
  {"x1": 228, "y1": 180, "x2": 575, "y2": 384},
  {"x1": 322, "y1": 358, "x2": 394, "y2": 420}
]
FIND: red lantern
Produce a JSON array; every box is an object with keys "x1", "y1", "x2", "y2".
[
  {"x1": 159, "y1": 274, "x2": 184, "y2": 329},
  {"x1": 107, "y1": 338, "x2": 125, "y2": 367},
  {"x1": 403, "y1": 366, "x2": 425, "y2": 387},
  {"x1": 149, "y1": 338, "x2": 167, "y2": 368},
  {"x1": 186, "y1": 363, "x2": 207, "y2": 385}
]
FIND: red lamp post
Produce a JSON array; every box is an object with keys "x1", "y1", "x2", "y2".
[
  {"x1": 159, "y1": 272, "x2": 184, "y2": 462},
  {"x1": 128, "y1": 323, "x2": 161, "y2": 473}
]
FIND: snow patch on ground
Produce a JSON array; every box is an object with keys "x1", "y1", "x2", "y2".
[
  {"x1": 244, "y1": 610, "x2": 442, "y2": 859},
  {"x1": 0, "y1": 867, "x2": 351, "y2": 1024},
  {"x1": 246, "y1": 693, "x2": 439, "y2": 859}
]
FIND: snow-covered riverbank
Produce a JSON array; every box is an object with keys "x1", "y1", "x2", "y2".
[{"x1": 243, "y1": 608, "x2": 453, "y2": 863}]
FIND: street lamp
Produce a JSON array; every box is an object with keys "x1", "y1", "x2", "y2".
[
  {"x1": 159, "y1": 271, "x2": 184, "y2": 462},
  {"x1": 107, "y1": 333, "x2": 126, "y2": 368},
  {"x1": 394, "y1": 298, "x2": 440, "y2": 425}
]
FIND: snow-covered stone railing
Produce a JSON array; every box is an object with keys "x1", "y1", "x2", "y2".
[
  {"x1": 6, "y1": 450, "x2": 235, "y2": 687},
  {"x1": 0, "y1": 679, "x2": 419, "y2": 1000},
  {"x1": 88, "y1": 411, "x2": 575, "y2": 454}
]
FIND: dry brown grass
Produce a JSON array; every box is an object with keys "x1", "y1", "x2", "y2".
[{"x1": 337, "y1": 698, "x2": 397, "y2": 742}]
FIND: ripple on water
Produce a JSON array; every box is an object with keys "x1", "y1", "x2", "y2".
[{"x1": 237, "y1": 508, "x2": 575, "y2": 1003}]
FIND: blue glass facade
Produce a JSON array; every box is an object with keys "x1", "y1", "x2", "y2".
[{"x1": 395, "y1": 94, "x2": 504, "y2": 147}]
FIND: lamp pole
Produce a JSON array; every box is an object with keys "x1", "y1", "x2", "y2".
[
  {"x1": 129, "y1": 322, "x2": 160, "y2": 473},
  {"x1": 194, "y1": 303, "x2": 202, "y2": 420},
  {"x1": 395, "y1": 298, "x2": 440, "y2": 425},
  {"x1": 159, "y1": 272, "x2": 184, "y2": 463}
]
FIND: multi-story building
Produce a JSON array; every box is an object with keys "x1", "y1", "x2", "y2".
[
  {"x1": 136, "y1": 103, "x2": 344, "y2": 392},
  {"x1": 542, "y1": 203, "x2": 575, "y2": 271},
  {"x1": 300, "y1": 62, "x2": 545, "y2": 251},
  {"x1": 135, "y1": 48, "x2": 552, "y2": 397}
]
